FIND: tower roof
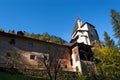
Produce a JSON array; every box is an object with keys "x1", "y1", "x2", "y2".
[
  {"x1": 72, "y1": 17, "x2": 82, "y2": 35},
  {"x1": 72, "y1": 19, "x2": 95, "y2": 35}
]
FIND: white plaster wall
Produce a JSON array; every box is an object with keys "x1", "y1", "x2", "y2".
[
  {"x1": 71, "y1": 52, "x2": 82, "y2": 73},
  {"x1": 78, "y1": 24, "x2": 88, "y2": 31},
  {"x1": 72, "y1": 24, "x2": 88, "y2": 38},
  {"x1": 77, "y1": 19, "x2": 82, "y2": 28},
  {"x1": 71, "y1": 46, "x2": 83, "y2": 72},
  {"x1": 74, "y1": 31, "x2": 90, "y2": 45},
  {"x1": 72, "y1": 23, "x2": 99, "y2": 45}
]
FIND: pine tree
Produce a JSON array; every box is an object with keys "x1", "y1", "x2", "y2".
[
  {"x1": 111, "y1": 9, "x2": 120, "y2": 38},
  {"x1": 104, "y1": 31, "x2": 115, "y2": 48},
  {"x1": 111, "y1": 9, "x2": 120, "y2": 46}
]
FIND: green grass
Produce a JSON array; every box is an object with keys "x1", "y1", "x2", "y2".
[{"x1": 0, "y1": 71, "x2": 48, "y2": 80}]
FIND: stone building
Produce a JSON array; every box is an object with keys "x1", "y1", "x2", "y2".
[{"x1": 0, "y1": 17, "x2": 99, "y2": 74}]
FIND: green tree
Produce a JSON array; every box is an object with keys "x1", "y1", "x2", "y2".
[
  {"x1": 111, "y1": 9, "x2": 120, "y2": 46},
  {"x1": 111, "y1": 9, "x2": 120, "y2": 38},
  {"x1": 8, "y1": 30, "x2": 15, "y2": 34},
  {"x1": 42, "y1": 32, "x2": 51, "y2": 42},
  {"x1": 92, "y1": 35, "x2": 120, "y2": 80},
  {"x1": 37, "y1": 47, "x2": 64, "y2": 80},
  {"x1": 24, "y1": 31, "x2": 31, "y2": 38},
  {"x1": 104, "y1": 31, "x2": 115, "y2": 48},
  {"x1": 0, "y1": 28, "x2": 4, "y2": 32},
  {"x1": 93, "y1": 47, "x2": 120, "y2": 80},
  {"x1": 6, "y1": 51, "x2": 21, "y2": 68}
]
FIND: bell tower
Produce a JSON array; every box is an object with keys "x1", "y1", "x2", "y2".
[
  {"x1": 72, "y1": 17, "x2": 82, "y2": 39},
  {"x1": 71, "y1": 17, "x2": 99, "y2": 45}
]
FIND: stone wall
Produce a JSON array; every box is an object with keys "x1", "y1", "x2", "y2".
[
  {"x1": 0, "y1": 32, "x2": 72, "y2": 71},
  {"x1": 81, "y1": 60, "x2": 96, "y2": 74}
]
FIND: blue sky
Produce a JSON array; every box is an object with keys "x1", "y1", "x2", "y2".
[{"x1": 0, "y1": 0, "x2": 120, "y2": 42}]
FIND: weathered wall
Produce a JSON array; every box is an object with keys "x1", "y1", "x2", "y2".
[
  {"x1": 0, "y1": 32, "x2": 72, "y2": 71},
  {"x1": 71, "y1": 46, "x2": 82, "y2": 72},
  {"x1": 81, "y1": 60, "x2": 96, "y2": 74}
]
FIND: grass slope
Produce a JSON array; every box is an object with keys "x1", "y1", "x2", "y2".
[{"x1": 0, "y1": 71, "x2": 47, "y2": 80}]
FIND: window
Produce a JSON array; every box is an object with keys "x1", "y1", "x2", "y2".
[
  {"x1": 65, "y1": 65, "x2": 67, "y2": 68},
  {"x1": 90, "y1": 29, "x2": 94, "y2": 37},
  {"x1": 30, "y1": 55, "x2": 36, "y2": 60},
  {"x1": 44, "y1": 55, "x2": 48, "y2": 60},
  {"x1": 76, "y1": 66, "x2": 79, "y2": 72},
  {"x1": 79, "y1": 50, "x2": 87, "y2": 60},
  {"x1": 9, "y1": 39, "x2": 15, "y2": 45},
  {"x1": 28, "y1": 43, "x2": 33, "y2": 48},
  {"x1": 70, "y1": 58, "x2": 73, "y2": 66}
]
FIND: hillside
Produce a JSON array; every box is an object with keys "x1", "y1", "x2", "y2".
[{"x1": 0, "y1": 29, "x2": 68, "y2": 44}]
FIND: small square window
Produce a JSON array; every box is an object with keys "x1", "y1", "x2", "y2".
[
  {"x1": 30, "y1": 55, "x2": 36, "y2": 60},
  {"x1": 9, "y1": 39, "x2": 15, "y2": 45}
]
